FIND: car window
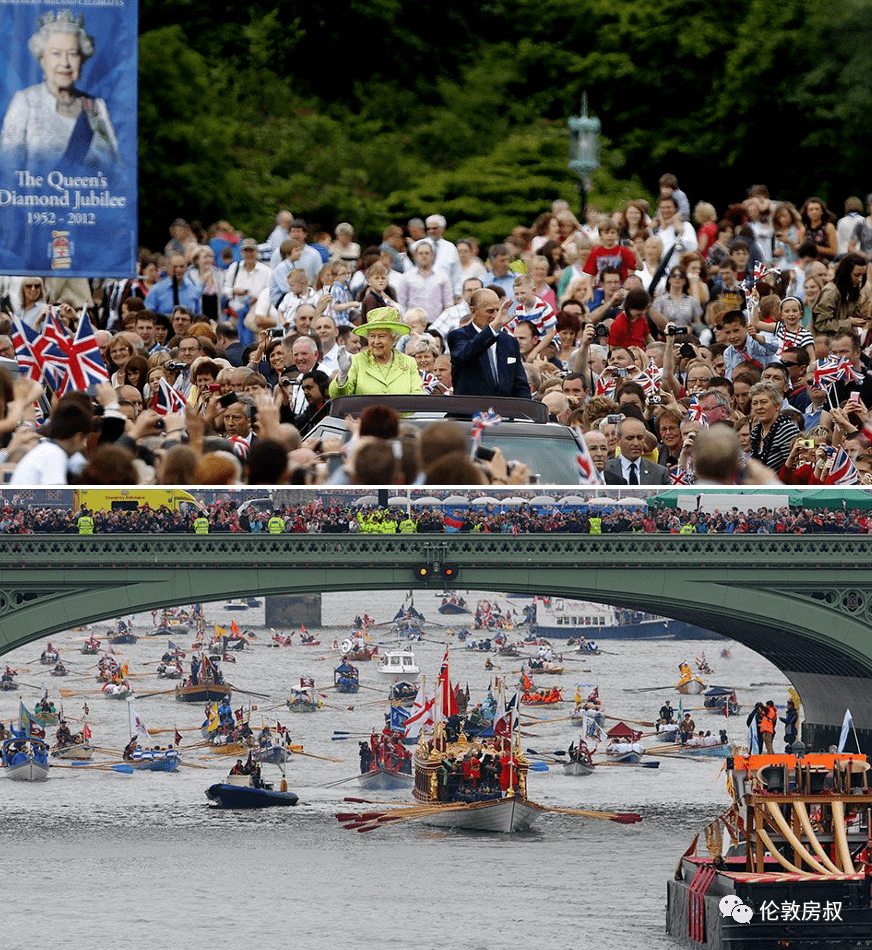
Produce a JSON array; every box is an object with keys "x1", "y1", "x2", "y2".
[{"x1": 486, "y1": 432, "x2": 580, "y2": 484}]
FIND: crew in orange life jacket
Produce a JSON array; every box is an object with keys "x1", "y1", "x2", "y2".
[{"x1": 759, "y1": 700, "x2": 777, "y2": 754}]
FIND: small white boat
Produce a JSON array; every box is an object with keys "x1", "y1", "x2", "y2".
[{"x1": 377, "y1": 650, "x2": 420, "y2": 682}]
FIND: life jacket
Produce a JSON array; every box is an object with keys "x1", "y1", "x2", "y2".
[{"x1": 760, "y1": 707, "x2": 776, "y2": 735}]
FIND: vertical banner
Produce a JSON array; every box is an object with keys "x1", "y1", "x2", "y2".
[{"x1": 0, "y1": 2, "x2": 137, "y2": 277}]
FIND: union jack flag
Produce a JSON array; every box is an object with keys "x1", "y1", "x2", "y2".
[
  {"x1": 31, "y1": 312, "x2": 69, "y2": 388},
  {"x1": 752, "y1": 261, "x2": 768, "y2": 282},
  {"x1": 836, "y1": 357, "x2": 864, "y2": 386},
  {"x1": 300, "y1": 675, "x2": 314, "y2": 688},
  {"x1": 813, "y1": 358, "x2": 843, "y2": 390},
  {"x1": 686, "y1": 397, "x2": 710, "y2": 428},
  {"x1": 470, "y1": 409, "x2": 502, "y2": 445},
  {"x1": 595, "y1": 374, "x2": 616, "y2": 398},
  {"x1": 823, "y1": 446, "x2": 858, "y2": 485},
  {"x1": 59, "y1": 309, "x2": 110, "y2": 393},
  {"x1": 11, "y1": 316, "x2": 40, "y2": 381},
  {"x1": 576, "y1": 449, "x2": 600, "y2": 485},
  {"x1": 229, "y1": 436, "x2": 250, "y2": 459},
  {"x1": 670, "y1": 467, "x2": 692, "y2": 485},
  {"x1": 155, "y1": 376, "x2": 187, "y2": 416}
]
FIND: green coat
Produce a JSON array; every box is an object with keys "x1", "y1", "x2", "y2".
[{"x1": 329, "y1": 349, "x2": 423, "y2": 398}]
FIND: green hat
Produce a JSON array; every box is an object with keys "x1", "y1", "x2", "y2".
[{"x1": 353, "y1": 307, "x2": 410, "y2": 338}]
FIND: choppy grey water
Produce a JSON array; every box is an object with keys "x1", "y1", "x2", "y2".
[{"x1": 0, "y1": 589, "x2": 789, "y2": 950}]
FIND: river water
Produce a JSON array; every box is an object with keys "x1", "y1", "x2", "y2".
[{"x1": 0, "y1": 588, "x2": 789, "y2": 950}]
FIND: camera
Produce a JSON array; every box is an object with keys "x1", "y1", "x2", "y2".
[
  {"x1": 665, "y1": 324, "x2": 678, "y2": 336},
  {"x1": 798, "y1": 439, "x2": 815, "y2": 449},
  {"x1": 206, "y1": 383, "x2": 222, "y2": 393},
  {"x1": 217, "y1": 392, "x2": 239, "y2": 409},
  {"x1": 475, "y1": 445, "x2": 496, "y2": 463},
  {"x1": 166, "y1": 361, "x2": 187, "y2": 372},
  {"x1": 679, "y1": 343, "x2": 696, "y2": 359},
  {"x1": 280, "y1": 376, "x2": 296, "y2": 387},
  {"x1": 594, "y1": 323, "x2": 610, "y2": 338},
  {"x1": 647, "y1": 394, "x2": 664, "y2": 406},
  {"x1": 611, "y1": 367, "x2": 629, "y2": 377},
  {"x1": 606, "y1": 414, "x2": 623, "y2": 425},
  {"x1": 270, "y1": 328, "x2": 285, "y2": 339}
]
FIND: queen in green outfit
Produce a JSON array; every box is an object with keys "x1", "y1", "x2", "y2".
[{"x1": 329, "y1": 307, "x2": 424, "y2": 398}]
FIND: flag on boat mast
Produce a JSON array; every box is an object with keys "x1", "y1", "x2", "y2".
[
  {"x1": 403, "y1": 680, "x2": 434, "y2": 740},
  {"x1": 128, "y1": 702, "x2": 151, "y2": 742},
  {"x1": 837, "y1": 708, "x2": 853, "y2": 753}
]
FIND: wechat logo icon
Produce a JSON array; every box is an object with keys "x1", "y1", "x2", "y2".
[{"x1": 719, "y1": 895, "x2": 753, "y2": 924}]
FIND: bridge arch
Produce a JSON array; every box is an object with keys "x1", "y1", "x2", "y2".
[{"x1": 1, "y1": 533, "x2": 870, "y2": 752}]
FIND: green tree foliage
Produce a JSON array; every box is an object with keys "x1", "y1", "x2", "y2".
[
  {"x1": 138, "y1": 27, "x2": 239, "y2": 241},
  {"x1": 135, "y1": 0, "x2": 872, "y2": 248}
]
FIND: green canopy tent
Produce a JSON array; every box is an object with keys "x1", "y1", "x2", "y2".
[
  {"x1": 787, "y1": 488, "x2": 872, "y2": 511},
  {"x1": 645, "y1": 488, "x2": 797, "y2": 511}
]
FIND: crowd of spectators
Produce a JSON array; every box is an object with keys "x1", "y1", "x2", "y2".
[
  {"x1": 3, "y1": 180, "x2": 872, "y2": 486},
  {"x1": 1, "y1": 500, "x2": 869, "y2": 534}
]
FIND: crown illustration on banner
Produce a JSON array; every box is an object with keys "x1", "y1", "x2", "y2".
[{"x1": 36, "y1": 9, "x2": 85, "y2": 30}]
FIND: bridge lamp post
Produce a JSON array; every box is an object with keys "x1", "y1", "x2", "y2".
[{"x1": 568, "y1": 92, "x2": 601, "y2": 222}]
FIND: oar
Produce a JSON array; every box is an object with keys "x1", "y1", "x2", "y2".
[
  {"x1": 533, "y1": 804, "x2": 642, "y2": 823},
  {"x1": 343, "y1": 797, "x2": 411, "y2": 805},
  {"x1": 55, "y1": 762, "x2": 135, "y2": 774},
  {"x1": 320, "y1": 773, "x2": 364, "y2": 788},
  {"x1": 227, "y1": 684, "x2": 272, "y2": 700},
  {"x1": 622, "y1": 685, "x2": 675, "y2": 693},
  {"x1": 603, "y1": 714, "x2": 657, "y2": 728},
  {"x1": 134, "y1": 688, "x2": 180, "y2": 699},
  {"x1": 289, "y1": 749, "x2": 343, "y2": 763}
]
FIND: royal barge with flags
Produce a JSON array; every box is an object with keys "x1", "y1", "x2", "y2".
[
  {"x1": 336, "y1": 655, "x2": 642, "y2": 836},
  {"x1": 525, "y1": 598, "x2": 717, "y2": 641},
  {"x1": 667, "y1": 750, "x2": 872, "y2": 949}
]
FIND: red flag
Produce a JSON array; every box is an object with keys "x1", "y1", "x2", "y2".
[
  {"x1": 276, "y1": 721, "x2": 285, "y2": 735},
  {"x1": 174, "y1": 729, "x2": 183, "y2": 746},
  {"x1": 83, "y1": 722, "x2": 92, "y2": 740},
  {"x1": 436, "y1": 649, "x2": 457, "y2": 717}
]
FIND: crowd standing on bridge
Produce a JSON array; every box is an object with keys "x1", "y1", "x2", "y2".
[
  {"x1": 0, "y1": 501, "x2": 870, "y2": 535},
  {"x1": 3, "y1": 186, "x2": 872, "y2": 485}
]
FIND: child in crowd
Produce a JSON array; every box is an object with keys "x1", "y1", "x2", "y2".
[
  {"x1": 711, "y1": 259, "x2": 747, "y2": 312},
  {"x1": 327, "y1": 260, "x2": 357, "y2": 326},
  {"x1": 582, "y1": 217, "x2": 639, "y2": 291},
  {"x1": 360, "y1": 262, "x2": 401, "y2": 320},
  {"x1": 721, "y1": 308, "x2": 780, "y2": 380},
  {"x1": 658, "y1": 173, "x2": 690, "y2": 220},
  {"x1": 506, "y1": 273, "x2": 557, "y2": 360},
  {"x1": 753, "y1": 295, "x2": 815, "y2": 361},
  {"x1": 277, "y1": 268, "x2": 319, "y2": 330}
]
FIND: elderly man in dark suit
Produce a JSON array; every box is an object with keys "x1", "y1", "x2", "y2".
[
  {"x1": 448, "y1": 289, "x2": 532, "y2": 399},
  {"x1": 603, "y1": 414, "x2": 670, "y2": 485}
]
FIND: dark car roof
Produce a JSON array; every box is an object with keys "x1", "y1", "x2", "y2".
[{"x1": 324, "y1": 395, "x2": 549, "y2": 424}]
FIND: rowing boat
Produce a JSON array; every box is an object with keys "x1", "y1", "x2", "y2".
[{"x1": 2, "y1": 737, "x2": 50, "y2": 781}]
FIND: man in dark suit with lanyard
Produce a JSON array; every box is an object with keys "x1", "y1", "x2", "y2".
[{"x1": 448, "y1": 289, "x2": 532, "y2": 399}]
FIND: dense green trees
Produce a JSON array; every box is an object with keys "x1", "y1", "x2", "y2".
[{"x1": 137, "y1": 0, "x2": 872, "y2": 249}]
